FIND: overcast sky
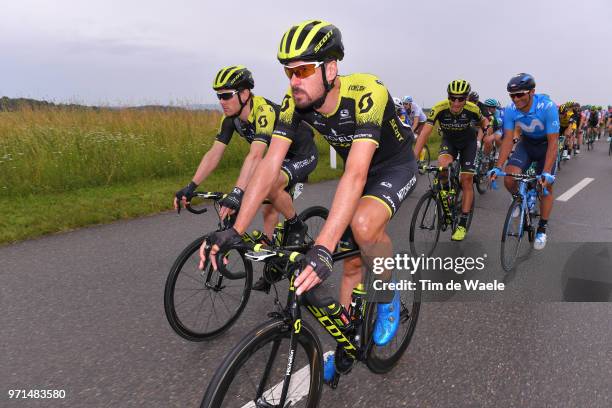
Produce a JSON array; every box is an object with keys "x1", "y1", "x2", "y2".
[{"x1": 1, "y1": 0, "x2": 610, "y2": 107}]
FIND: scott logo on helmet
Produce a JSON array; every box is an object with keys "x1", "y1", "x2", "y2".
[{"x1": 314, "y1": 30, "x2": 333, "y2": 53}]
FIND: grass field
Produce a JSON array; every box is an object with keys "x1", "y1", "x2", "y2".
[{"x1": 0, "y1": 106, "x2": 440, "y2": 244}]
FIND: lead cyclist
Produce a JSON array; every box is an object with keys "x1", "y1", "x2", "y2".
[{"x1": 200, "y1": 19, "x2": 418, "y2": 381}]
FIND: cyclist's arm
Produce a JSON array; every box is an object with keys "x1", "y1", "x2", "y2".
[
  {"x1": 543, "y1": 132, "x2": 559, "y2": 174},
  {"x1": 232, "y1": 137, "x2": 291, "y2": 234},
  {"x1": 412, "y1": 115, "x2": 420, "y2": 131},
  {"x1": 233, "y1": 141, "x2": 267, "y2": 190},
  {"x1": 314, "y1": 141, "x2": 376, "y2": 251},
  {"x1": 192, "y1": 141, "x2": 227, "y2": 185},
  {"x1": 413, "y1": 122, "x2": 434, "y2": 157},
  {"x1": 495, "y1": 129, "x2": 515, "y2": 168}
]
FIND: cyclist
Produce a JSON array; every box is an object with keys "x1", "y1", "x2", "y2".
[
  {"x1": 402, "y1": 95, "x2": 426, "y2": 133},
  {"x1": 201, "y1": 20, "x2": 418, "y2": 366},
  {"x1": 394, "y1": 97, "x2": 410, "y2": 127},
  {"x1": 489, "y1": 73, "x2": 559, "y2": 250},
  {"x1": 587, "y1": 105, "x2": 600, "y2": 143},
  {"x1": 482, "y1": 98, "x2": 504, "y2": 160},
  {"x1": 558, "y1": 101, "x2": 575, "y2": 159},
  {"x1": 174, "y1": 65, "x2": 318, "y2": 291},
  {"x1": 413, "y1": 79, "x2": 489, "y2": 241}
]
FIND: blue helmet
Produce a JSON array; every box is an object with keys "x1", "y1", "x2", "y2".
[
  {"x1": 484, "y1": 98, "x2": 499, "y2": 107},
  {"x1": 507, "y1": 73, "x2": 536, "y2": 93},
  {"x1": 402, "y1": 95, "x2": 413, "y2": 103}
]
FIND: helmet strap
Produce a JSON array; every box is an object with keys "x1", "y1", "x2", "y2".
[
  {"x1": 234, "y1": 90, "x2": 252, "y2": 118},
  {"x1": 312, "y1": 61, "x2": 336, "y2": 110}
]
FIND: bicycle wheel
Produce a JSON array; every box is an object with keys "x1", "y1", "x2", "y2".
[
  {"x1": 299, "y1": 206, "x2": 329, "y2": 246},
  {"x1": 409, "y1": 191, "x2": 442, "y2": 257},
  {"x1": 164, "y1": 235, "x2": 253, "y2": 341},
  {"x1": 201, "y1": 318, "x2": 323, "y2": 408},
  {"x1": 364, "y1": 272, "x2": 421, "y2": 374},
  {"x1": 500, "y1": 198, "x2": 525, "y2": 272}
]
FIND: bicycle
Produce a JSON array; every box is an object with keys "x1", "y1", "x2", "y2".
[
  {"x1": 473, "y1": 141, "x2": 496, "y2": 194},
  {"x1": 164, "y1": 188, "x2": 329, "y2": 341},
  {"x1": 491, "y1": 172, "x2": 549, "y2": 272},
  {"x1": 409, "y1": 160, "x2": 475, "y2": 257},
  {"x1": 200, "y1": 242, "x2": 421, "y2": 407},
  {"x1": 586, "y1": 127, "x2": 596, "y2": 151}
]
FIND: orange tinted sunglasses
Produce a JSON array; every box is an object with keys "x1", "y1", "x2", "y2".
[{"x1": 283, "y1": 61, "x2": 324, "y2": 79}]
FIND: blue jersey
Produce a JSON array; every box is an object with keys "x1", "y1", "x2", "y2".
[
  {"x1": 396, "y1": 107, "x2": 411, "y2": 127},
  {"x1": 503, "y1": 94, "x2": 560, "y2": 140}
]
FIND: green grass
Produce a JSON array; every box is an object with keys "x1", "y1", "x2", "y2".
[
  {"x1": 0, "y1": 106, "x2": 345, "y2": 243},
  {"x1": 0, "y1": 106, "x2": 443, "y2": 244}
]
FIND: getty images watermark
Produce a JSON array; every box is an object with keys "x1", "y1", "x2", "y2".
[{"x1": 371, "y1": 253, "x2": 506, "y2": 292}]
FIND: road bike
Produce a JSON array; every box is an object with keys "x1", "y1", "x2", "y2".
[
  {"x1": 164, "y1": 188, "x2": 329, "y2": 341},
  {"x1": 492, "y1": 172, "x2": 549, "y2": 272},
  {"x1": 409, "y1": 160, "x2": 475, "y2": 257},
  {"x1": 200, "y1": 242, "x2": 421, "y2": 407}
]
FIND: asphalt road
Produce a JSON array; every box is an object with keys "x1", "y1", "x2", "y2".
[{"x1": 2, "y1": 139, "x2": 611, "y2": 407}]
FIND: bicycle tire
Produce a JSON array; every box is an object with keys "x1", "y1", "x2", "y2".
[
  {"x1": 164, "y1": 235, "x2": 252, "y2": 341},
  {"x1": 364, "y1": 272, "x2": 421, "y2": 374},
  {"x1": 200, "y1": 318, "x2": 323, "y2": 408},
  {"x1": 299, "y1": 206, "x2": 329, "y2": 246},
  {"x1": 500, "y1": 199, "x2": 524, "y2": 272},
  {"x1": 409, "y1": 190, "x2": 442, "y2": 257}
]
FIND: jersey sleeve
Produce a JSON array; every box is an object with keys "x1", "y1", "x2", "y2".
[
  {"x1": 544, "y1": 101, "x2": 560, "y2": 134},
  {"x1": 353, "y1": 79, "x2": 389, "y2": 145},
  {"x1": 272, "y1": 90, "x2": 301, "y2": 144},
  {"x1": 426, "y1": 101, "x2": 444, "y2": 125},
  {"x1": 215, "y1": 116, "x2": 235, "y2": 145},
  {"x1": 253, "y1": 103, "x2": 276, "y2": 145}
]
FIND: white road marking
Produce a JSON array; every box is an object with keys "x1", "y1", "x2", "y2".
[
  {"x1": 556, "y1": 178, "x2": 594, "y2": 202},
  {"x1": 240, "y1": 351, "x2": 333, "y2": 408}
]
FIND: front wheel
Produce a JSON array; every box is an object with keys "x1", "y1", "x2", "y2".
[
  {"x1": 409, "y1": 191, "x2": 442, "y2": 257},
  {"x1": 164, "y1": 235, "x2": 252, "y2": 341},
  {"x1": 500, "y1": 199, "x2": 526, "y2": 272},
  {"x1": 299, "y1": 206, "x2": 329, "y2": 247},
  {"x1": 200, "y1": 319, "x2": 323, "y2": 408}
]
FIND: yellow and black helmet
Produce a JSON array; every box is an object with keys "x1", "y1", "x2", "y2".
[
  {"x1": 447, "y1": 79, "x2": 471, "y2": 96},
  {"x1": 277, "y1": 20, "x2": 344, "y2": 64},
  {"x1": 212, "y1": 65, "x2": 254, "y2": 91}
]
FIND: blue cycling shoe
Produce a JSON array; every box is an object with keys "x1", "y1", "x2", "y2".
[
  {"x1": 323, "y1": 353, "x2": 335, "y2": 383},
  {"x1": 373, "y1": 289, "x2": 400, "y2": 346}
]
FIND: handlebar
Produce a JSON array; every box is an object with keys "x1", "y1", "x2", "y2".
[
  {"x1": 178, "y1": 191, "x2": 225, "y2": 215},
  {"x1": 489, "y1": 172, "x2": 549, "y2": 196},
  {"x1": 214, "y1": 241, "x2": 305, "y2": 279}
]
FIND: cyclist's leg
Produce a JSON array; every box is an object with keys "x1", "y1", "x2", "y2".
[
  {"x1": 504, "y1": 139, "x2": 531, "y2": 193},
  {"x1": 437, "y1": 138, "x2": 456, "y2": 185},
  {"x1": 459, "y1": 138, "x2": 477, "y2": 214},
  {"x1": 261, "y1": 203, "x2": 278, "y2": 240}
]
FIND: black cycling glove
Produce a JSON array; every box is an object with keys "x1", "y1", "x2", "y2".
[
  {"x1": 304, "y1": 245, "x2": 333, "y2": 282},
  {"x1": 207, "y1": 227, "x2": 243, "y2": 254},
  {"x1": 219, "y1": 187, "x2": 244, "y2": 211},
  {"x1": 175, "y1": 181, "x2": 198, "y2": 202}
]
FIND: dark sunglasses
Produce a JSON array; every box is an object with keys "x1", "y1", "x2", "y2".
[
  {"x1": 216, "y1": 90, "x2": 239, "y2": 100},
  {"x1": 448, "y1": 95, "x2": 467, "y2": 102},
  {"x1": 283, "y1": 61, "x2": 324, "y2": 79},
  {"x1": 509, "y1": 91, "x2": 529, "y2": 99}
]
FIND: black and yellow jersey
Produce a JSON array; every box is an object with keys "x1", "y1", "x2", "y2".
[
  {"x1": 426, "y1": 99, "x2": 482, "y2": 140},
  {"x1": 216, "y1": 95, "x2": 315, "y2": 158},
  {"x1": 272, "y1": 73, "x2": 415, "y2": 168}
]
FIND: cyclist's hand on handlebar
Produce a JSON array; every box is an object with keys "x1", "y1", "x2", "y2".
[
  {"x1": 199, "y1": 228, "x2": 242, "y2": 270},
  {"x1": 219, "y1": 207, "x2": 236, "y2": 221},
  {"x1": 295, "y1": 245, "x2": 333, "y2": 295},
  {"x1": 539, "y1": 172, "x2": 555, "y2": 188},
  {"x1": 174, "y1": 181, "x2": 198, "y2": 210},
  {"x1": 488, "y1": 167, "x2": 503, "y2": 180}
]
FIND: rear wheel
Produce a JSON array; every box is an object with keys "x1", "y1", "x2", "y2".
[
  {"x1": 299, "y1": 206, "x2": 329, "y2": 247},
  {"x1": 364, "y1": 271, "x2": 421, "y2": 374},
  {"x1": 164, "y1": 236, "x2": 252, "y2": 341}
]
